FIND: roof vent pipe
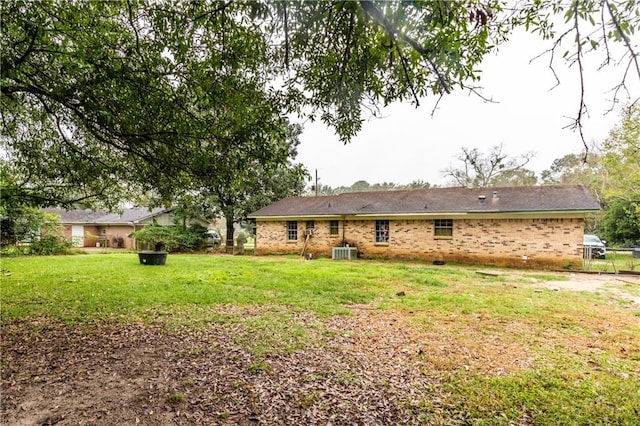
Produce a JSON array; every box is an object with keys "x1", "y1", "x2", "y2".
[{"x1": 492, "y1": 191, "x2": 499, "y2": 199}]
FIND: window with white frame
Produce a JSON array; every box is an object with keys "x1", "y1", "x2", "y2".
[
  {"x1": 375, "y1": 220, "x2": 389, "y2": 243},
  {"x1": 434, "y1": 219, "x2": 453, "y2": 237},
  {"x1": 287, "y1": 221, "x2": 298, "y2": 241},
  {"x1": 329, "y1": 220, "x2": 339, "y2": 235}
]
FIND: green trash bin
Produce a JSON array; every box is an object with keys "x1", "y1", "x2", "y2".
[{"x1": 138, "y1": 251, "x2": 168, "y2": 265}]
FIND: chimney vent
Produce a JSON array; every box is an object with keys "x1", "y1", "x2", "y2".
[{"x1": 478, "y1": 195, "x2": 486, "y2": 203}]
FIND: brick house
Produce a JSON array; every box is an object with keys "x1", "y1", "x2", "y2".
[
  {"x1": 44, "y1": 208, "x2": 205, "y2": 249},
  {"x1": 248, "y1": 185, "x2": 600, "y2": 268}
]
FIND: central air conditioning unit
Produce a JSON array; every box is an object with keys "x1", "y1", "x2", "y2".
[
  {"x1": 332, "y1": 247, "x2": 357, "y2": 260},
  {"x1": 305, "y1": 229, "x2": 314, "y2": 236}
]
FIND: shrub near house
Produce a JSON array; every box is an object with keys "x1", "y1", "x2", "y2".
[
  {"x1": 133, "y1": 224, "x2": 207, "y2": 252},
  {"x1": 0, "y1": 208, "x2": 70, "y2": 256}
]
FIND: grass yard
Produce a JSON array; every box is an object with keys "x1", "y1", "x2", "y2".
[
  {"x1": 582, "y1": 251, "x2": 640, "y2": 274},
  {"x1": 2, "y1": 253, "x2": 639, "y2": 425}
]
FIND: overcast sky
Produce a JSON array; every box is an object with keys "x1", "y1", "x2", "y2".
[{"x1": 296, "y1": 28, "x2": 638, "y2": 189}]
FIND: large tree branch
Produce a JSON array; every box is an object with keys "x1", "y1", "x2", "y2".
[
  {"x1": 1, "y1": 25, "x2": 39, "y2": 79},
  {"x1": 4, "y1": 184, "x2": 112, "y2": 209},
  {"x1": 39, "y1": 96, "x2": 115, "y2": 172},
  {"x1": 9, "y1": 72, "x2": 203, "y2": 172},
  {"x1": 191, "y1": 1, "x2": 234, "y2": 22},
  {"x1": 358, "y1": 0, "x2": 451, "y2": 95},
  {"x1": 23, "y1": 82, "x2": 179, "y2": 175}
]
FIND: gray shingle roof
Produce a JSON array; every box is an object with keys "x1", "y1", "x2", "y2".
[
  {"x1": 43, "y1": 208, "x2": 170, "y2": 224},
  {"x1": 249, "y1": 185, "x2": 600, "y2": 218}
]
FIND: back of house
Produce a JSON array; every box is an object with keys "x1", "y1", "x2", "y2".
[{"x1": 248, "y1": 185, "x2": 600, "y2": 268}]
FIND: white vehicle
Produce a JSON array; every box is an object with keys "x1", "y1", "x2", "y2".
[
  {"x1": 583, "y1": 234, "x2": 606, "y2": 259},
  {"x1": 205, "y1": 231, "x2": 222, "y2": 247}
]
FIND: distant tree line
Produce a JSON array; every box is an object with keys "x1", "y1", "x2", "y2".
[{"x1": 311, "y1": 179, "x2": 432, "y2": 196}]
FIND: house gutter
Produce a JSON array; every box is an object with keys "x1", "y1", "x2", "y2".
[{"x1": 250, "y1": 210, "x2": 600, "y2": 221}]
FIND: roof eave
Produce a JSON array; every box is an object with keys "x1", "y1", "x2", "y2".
[
  {"x1": 131, "y1": 208, "x2": 173, "y2": 223},
  {"x1": 250, "y1": 209, "x2": 600, "y2": 221}
]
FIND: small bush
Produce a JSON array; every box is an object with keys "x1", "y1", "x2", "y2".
[
  {"x1": 1, "y1": 207, "x2": 70, "y2": 255},
  {"x1": 29, "y1": 235, "x2": 71, "y2": 255},
  {"x1": 133, "y1": 223, "x2": 207, "y2": 252},
  {"x1": 236, "y1": 232, "x2": 247, "y2": 244},
  {"x1": 133, "y1": 225, "x2": 176, "y2": 251}
]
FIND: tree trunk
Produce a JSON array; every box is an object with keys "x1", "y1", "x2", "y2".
[{"x1": 225, "y1": 214, "x2": 235, "y2": 254}]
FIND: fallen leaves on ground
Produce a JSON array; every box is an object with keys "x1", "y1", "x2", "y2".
[{"x1": 2, "y1": 301, "x2": 637, "y2": 425}]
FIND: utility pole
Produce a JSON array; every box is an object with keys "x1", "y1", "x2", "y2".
[{"x1": 315, "y1": 169, "x2": 318, "y2": 197}]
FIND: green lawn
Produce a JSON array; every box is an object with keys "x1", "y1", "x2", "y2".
[
  {"x1": 1, "y1": 253, "x2": 584, "y2": 324},
  {"x1": 2, "y1": 253, "x2": 639, "y2": 424},
  {"x1": 2, "y1": 253, "x2": 417, "y2": 321}
]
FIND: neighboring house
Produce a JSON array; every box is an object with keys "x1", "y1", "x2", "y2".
[
  {"x1": 248, "y1": 185, "x2": 601, "y2": 268},
  {"x1": 43, "y1": 208, "x2": 206, "y2": 249}
]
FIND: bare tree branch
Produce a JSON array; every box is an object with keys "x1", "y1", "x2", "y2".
[
  {"x1": 442, "y1": 143, "x2": 534, "y2": 188},
  {"x1": 283, "y1": 1, "x2": 289, "y2": 69},
  {"x1": 605, "y1": 0, "x2": 640, "y2": 80},
  {"x1": 568, "y1": 1, "x2": 589, "y2": 159}
]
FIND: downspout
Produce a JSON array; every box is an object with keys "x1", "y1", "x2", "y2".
[{"x1": 130, "y1": 222, "x2": 136, "y2": 250}]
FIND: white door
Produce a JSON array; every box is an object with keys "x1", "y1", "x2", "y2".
[{"x1": 71, "y1": 225, "x2": 84, "y2": 247}]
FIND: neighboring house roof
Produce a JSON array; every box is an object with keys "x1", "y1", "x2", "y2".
[
  {"x1": 249, "y1": 185, "x2": 600, "y2": 218},
  {"x1": 43, "y1": 207, "x2": 171, "y2": 225}
]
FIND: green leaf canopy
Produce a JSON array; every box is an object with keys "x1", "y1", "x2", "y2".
[{"x1": 2, "y1": 1, "x2": 638, "y2": 208}]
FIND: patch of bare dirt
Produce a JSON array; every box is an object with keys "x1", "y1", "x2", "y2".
[
  {"x1": 1, "y1": 313, "x2": 454, "y2": 426},
  {"x1": 0, "y1": 310, "x2": 544, "y2": 426},
  {"x1": 536, "y1": 272, "x2": 640, "y2": 305},
  {"x1": 2, "y1": 291, "x2": 638, "y2": 425}
]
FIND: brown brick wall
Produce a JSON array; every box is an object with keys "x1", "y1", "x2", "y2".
[
  {"x1": 100, "y1": 225, "x2": 136, "y2": 249},
  {"x1": 255, "y1": 217, "x2": 585, "y2": 268},
  {"x1": 84, "y1": 226, "x2": 100, "y2": 247}
]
